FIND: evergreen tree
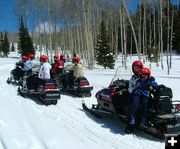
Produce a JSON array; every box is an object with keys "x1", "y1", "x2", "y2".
[
  {"x1": 18, "y1": 16, "x2": 34, "y2": 56},
  {"x1": 0, "y1": 32, "x2": 3, "y2": 54},
  {"x1": 95, "y1": 19, "x2": 115, "y2": 69},
  {"x1": 2, "y1": 31, "x2": 10, "y2": 57}
]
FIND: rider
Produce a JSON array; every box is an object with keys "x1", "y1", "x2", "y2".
[
  {"x1": 24, "y1": 53, "x2": 34, "y2": 72},
  {"x1": 125, "y1": 67, "x2": 158, "y2": 133},
  {"x1": 72, "y1": 56, "x2": 84, "y2": 79},
  {"x1": 125, "y1": 60, "x2": 144, "y2": 133},
  {"x1": 28, "y1": 55, "x2": 52, "y2": 91},
  {"x1": 60, "y1": 54, "x2": 66, "y2": 64},
  {"x1": 64, "y1": 56, "x2": 83, "y2": 88},
  {"x1": 51, "y1": 54, "x2": 64, "y2": 78},
  {"x1": 128, "y1": 60, "x2": 144, "y2": 93},
  {"x1": 10, "y1": 55, "x2": 28, "y2": 81}
]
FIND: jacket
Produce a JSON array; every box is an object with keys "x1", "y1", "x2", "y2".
[
  {"x1": 51, "y1": 60, "x2": 64, "y2": 74},
  {"x1": 132, "y1": 77, "x2": 158, "y2": 97},
  {"x1": 73, "y1": 63, "x2": 84, "y2": 79},
  {"x1": 128, "y1": 74, "x2": 139, "y2": 93},
  {"x1": 38, "y1": 62, "x2": 52, "y2": 79}
]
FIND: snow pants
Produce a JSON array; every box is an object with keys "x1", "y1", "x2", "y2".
[{"x1": 128, "y1": 94, "x2": 148, "y2": 124}]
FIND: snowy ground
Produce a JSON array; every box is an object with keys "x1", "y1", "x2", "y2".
[{"x1": 0, "y1": 53, "x2": 180, "y2": 149}]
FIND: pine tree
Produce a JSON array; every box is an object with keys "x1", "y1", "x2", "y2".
[
  {"x1": 95, "y1": 19, "x2": 115, "y2": 69},
  {"x1": 0, "y1": 32, "x2": 3, "y2": 54},
  {"x1": 2, "y1": 31, "x2": 10, "y2": 57},
  {"x1": 18, "y1": 16, "x2": 35, "y2": 56}
]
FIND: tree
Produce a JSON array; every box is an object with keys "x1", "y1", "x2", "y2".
[
  {"x1": 95, "y1": 18, "x2": 115, "y2": 69},
  {"x1": 18, "y1": 16, "x2": 34, "y2": 56},
  {"x1": 0, "y1": 32, "x2": 3, "y2": 54},
  {"x1": 2, "y1": 31, "x2": 10, "y2": 57}
]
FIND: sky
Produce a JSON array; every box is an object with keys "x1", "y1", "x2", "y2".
[
  {"x1": 0, "y1": 0, "x2": 179, "y2": 33},
  {"x1": 0, "y1": 0, "x2": 18, "y2": 32}
]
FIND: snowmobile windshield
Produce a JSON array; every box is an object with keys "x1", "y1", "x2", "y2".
[{"x1": 109, "y1": 66, "x2": 132, "y2": 87}]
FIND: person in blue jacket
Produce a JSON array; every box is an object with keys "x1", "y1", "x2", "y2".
[{"x1": 125, "y1": 67, "x2": 158, "y2": 133}]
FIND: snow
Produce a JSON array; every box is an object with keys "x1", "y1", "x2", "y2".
[{"x1": 0, "y1": 53, "x2": 180, "y2": 149}]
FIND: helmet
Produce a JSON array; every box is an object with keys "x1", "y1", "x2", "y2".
[
  {"x1": 132, "y1": 60, "x2": 143, "y2": 69},
  {"x1": 40, "y1": 55, "x2": 48, "y2": 62},
  {"x1": 141, "y1": 67, "x2": 151, "y2": 78},
  {"x1": 60, "y1": 54, "x2": 65, "y2": 58},
  {"x1": 72, "y1": 56, "x2": 80, "y2": 63},
  {"x1": 28, "y1": 54, "x2": 34, "y2": 59},
  {"x1": 54, "y1": 54, "x2": 60, "y2": 60},
  {"x1": 22, "y1": 55, "x2": 28, "y2": 60}
]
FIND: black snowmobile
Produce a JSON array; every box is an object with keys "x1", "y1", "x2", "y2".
[
  {"x1": 82, "y1": 68, "x2": 180, "y2": 139},
  {"x1": 60, "y1": 64, "x2": 93, "y2": 97},
  {"x1": 18, "y1": 72, "x2": 60, "y2": 105},
  {"x1": 7, "y1": 62, "x2": 24, "y2": 85}
]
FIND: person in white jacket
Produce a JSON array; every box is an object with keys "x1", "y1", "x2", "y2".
[
  {"x1": 38, "y1": 55, "x2": 51, "y2": 79},
  {"x1": 29, "y1": 55, "x2": 51, "y2": 91}
]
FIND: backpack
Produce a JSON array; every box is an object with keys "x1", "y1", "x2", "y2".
[{"x1": 155, "y1": 85, "x2": 173, "y2": 115}]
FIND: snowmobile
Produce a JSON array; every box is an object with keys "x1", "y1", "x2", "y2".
[
  {"x1": 60, "y1": 64, "x2": 93, "y2": 97},
  {"x1": 82, "y1": 68, "x2": 180, "y2": 139},
  {"x1": 18, "y1": 72, "x2": 60, "y2": 105},
  {"x1": 7, "y1": 63, "x2": 24, "y2": 85}
]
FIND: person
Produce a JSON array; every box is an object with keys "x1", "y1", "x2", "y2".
[
  {"x1": 64, "y1": 56, "x2": 84, "y2": 88},
  {"x1": 38, "y1": 55, "x2": 52, "y2": 80},
  {"x1": 28, "y1": 55, "x2": 51, "y2": 91},
  {"x1": 72, "y1": 56, "x2": 84, "y2": 79},
  {"x1": 10, "y1": 55, "x2": 28, "y2": 81},
  {"x1": 60, "y1": 54, "x2": 66, "y2": 64},
  {"x1": 24, "y1": 54, "x2": 34, "y2": 72},
  {"x1": 128, "y1": 60, "x2": 144, "y2": 93},
  {"x1": 51, "y1": 54, "x2": 64, "y2": 78},
  {"x1": 16, "y1": 55, "x2": 28, "y2": 68},
  {"x1": 125, "y1": 67, "x2": 158, "y2": 133}
]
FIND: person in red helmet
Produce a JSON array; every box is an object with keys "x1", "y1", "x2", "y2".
[
  {"x1": 15, "y1": 55, "x2": 28, "y2": 68},
  {"x1": 125, "y1": 67, "x2": 158, "y2": 133},
  {"x1": 24, "y1": 54, "x2": 34, "y2": 71},
  {"x1": 51, "y1": 54, "x2": 64, "y2": 79},
  {"x1": 72, "y1": 56, "x2": 83, "y2": 79},
  {"x1": 128, "y1": 60, "x2": 144, "y2": 93},
  {"x1": 9, "y1": 55, "x2": 28, "y2": 82},
  {"x1": 65, "y1": 56, "x2": 84, "y2": 89},
  {"x1": 28, "y1": 55, "x2": 51, "y2": 91},
  {"x1": 60, "y1": 54, "x2": 66, "y2": 64}
]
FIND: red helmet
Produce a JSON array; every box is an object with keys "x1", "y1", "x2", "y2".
[
  {"x1": 22, "y1": 55, "x2": 28, "y2": 60},
  {"x1": 28, "y1": 54, "x2": 34, "y2": 59},
  {"x1": 141, "y1": 67, "x2": 151, "y2": 78},
  {"x1": 40, "y1": 55, "x2": 48, "y2": 62},
  {"x1": 132, "y1": 60, "x2": 143, "y2": 69},
  {"x1": 54, "y1": 54, "x2": 60, "y2": 60},
  {"x1": 60, "y1": 54, "x2": 65, "y2": 58},
  {"x1": 72, "y1": 56, "x2": 80, "y2": 63}
]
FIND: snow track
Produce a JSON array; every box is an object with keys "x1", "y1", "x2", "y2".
[{"x1": 0, "y1": 56, "x2": 168, "y2": 149}]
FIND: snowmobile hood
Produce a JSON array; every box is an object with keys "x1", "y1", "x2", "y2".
[{"x1": 96, "y1": 88, "x2": 113, "y2": 103}]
